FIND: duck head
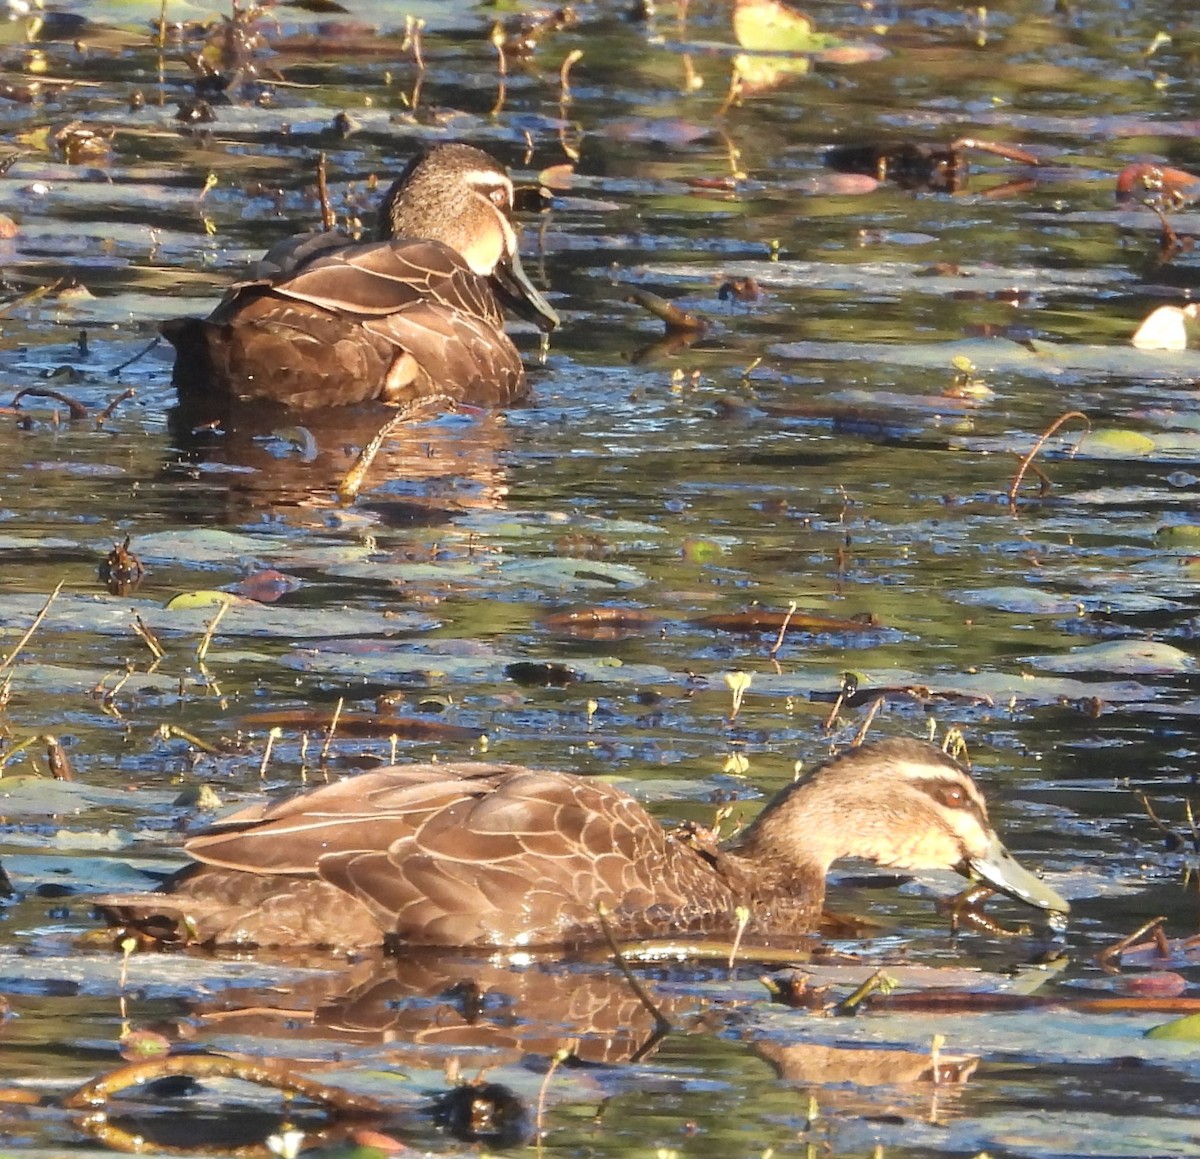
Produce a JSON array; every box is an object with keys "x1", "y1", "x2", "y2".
[
  {"x1": 378, "y1": 143, "x2": 560, "y2": 334},
  {"x1": 731, "y1": 738, "x2": 1069, "y2": 917}
]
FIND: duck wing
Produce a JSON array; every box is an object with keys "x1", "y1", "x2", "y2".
[
  {"x1": 181, "y1": 763, "x2": 733, "y2": 947},
  {"x1": 179, "y1": 239, "x2": 524, "y2": 407},
  {"x1": 214, "y1": 238, "x2": 504, "y2": 326}
]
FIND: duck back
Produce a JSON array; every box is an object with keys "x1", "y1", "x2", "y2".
[
  {"x1": 100, "y1": 764, "x2": 746, "y2": 949},
  {"x1": 165, "y1": 238, "x2": 527, "y2": 410}
]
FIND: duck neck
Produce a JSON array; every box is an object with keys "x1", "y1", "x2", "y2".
[{"x1": 720, "y1": 778, "x2": 853, "y2": 909}]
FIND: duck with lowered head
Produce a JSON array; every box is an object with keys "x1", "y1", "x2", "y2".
[
  {"x1": 163, "y1": 142, "x2": 559, "y2": 412},
  {"x1": 95, "y1": 738, "x2": 1068, "y2": 951}
]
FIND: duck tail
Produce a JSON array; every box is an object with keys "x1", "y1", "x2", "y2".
[{"x1": 161, "y1": 316, "x2": 230, "y2": 399}]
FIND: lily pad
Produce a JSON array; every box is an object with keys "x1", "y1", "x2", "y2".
[
  {"x1": 1146, "y1": 1012, "x2": 1200, "y2": 1040},
  {"x1": 732, "y1": 0, "x2": 841, "y2": 53},
  {"x1": 1025, "y1": 640, "x2": 1195, "y2": 676}
]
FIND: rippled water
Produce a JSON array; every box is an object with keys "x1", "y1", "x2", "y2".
[{"x1": 2, "y1": 0, "x2": 1200, "y2": 1155}]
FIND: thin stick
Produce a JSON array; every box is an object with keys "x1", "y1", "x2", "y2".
[
  {"x1": 337, "y1": 395, "x2": 451, "y2": 503},
  {"x1": 851, "y1": 695, "x2": 886, "y2": 745},
  {"x1": 596, "y1": 903, "x2": 672, "y2": 1037},
  {"x1": 316, "y1": 152, "x2": 335, "y2": 232},
  {"x1": 320, "y1": 696, "x2": 344, "y2": 764},
  {"x1": 130, "y1": 615, "x2": 165, "y2": 660},
  {"x1": 110, "y1": 337, "x2": 160, "y2": 375},
  {"x1": 769, "y1": 601, "x2": 797, "y2": 658},
  {"x1": 195, "y1": 596, "x2": 231, "y2": 663},
  {"x1": 96, "y1": 388, "x2": 136, "y2": 425},
  {"x1": 559, "y1": 49, "x2": 583, "y2": 104},
  {"x1": 535, "y1": 1041, "x2": 576, "y2": 1157},
  {"x1": 0, "y1": 579, "x2": 65, "y2": 672},
  {"x1": 1007, "y1": 410, "x2": 1089, "y2": 511}
]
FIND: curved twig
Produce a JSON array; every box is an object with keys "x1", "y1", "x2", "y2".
[
  {"x1": 63, "y1": 1053, "x2": 384, "y2": 1114},
  {"x1": 1007, "y1": 410, "x2": 1089, "y2": 512}
]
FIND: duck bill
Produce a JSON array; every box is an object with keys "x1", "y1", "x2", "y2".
[
  {"x1": 966, "y1": 834, "x2": 1069, "y2": 914},
  {"x1": 492, "y1": 249, "x2": 560, "y2": 333}
]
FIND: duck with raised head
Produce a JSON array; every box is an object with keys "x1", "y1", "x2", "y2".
[
  {"x1": 163, "y1": 143, "x2": 559, "y2": 411},
  {"x1": 96, "y1": 738, "x2": 1068, "y2": 950}
]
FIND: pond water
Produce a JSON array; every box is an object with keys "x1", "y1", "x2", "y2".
[{"x1": 2, "y1": 0, "x2": 1200, "y2": 1155}]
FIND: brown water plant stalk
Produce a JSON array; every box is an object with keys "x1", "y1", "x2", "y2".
[
  {"x1": 729, "y1": 904, "x2": 751, "y2": 968},
  {"x1": 535, "y1": 1040, "x2": 576, "y2": 1157},
  {"x1": 158, "y1": 723, "x2": 222, "y2": 755},
  {"x1": 96, "y1": 388, "x2": 136, "y2": 426},
  {"x1": 320, "y1": 696, "x2": 344, "y2": 766},
  {"x1": 0, "y1": 277, "x2": 68, "y2": 320},
  {"x1": 110, "y1": 337, "x2": 161, "y2": 376},
  {"x1": 491, "y1": 22, "x2": 507, "y2": 116},
  {"x1": 337, "y1": 395, "x2": 451, "y2": 503},
  {"x1": 596, "y1": 902, "x2": 672, "y2": 1044},
  {"x1": 1097, "y1": 915, "x2": 1170, "y2": 973},
  {"x1": 10, "y1": 386, "x2": 88, "y2": 419},
  {"x1": 1008, "y1": 410, "x2": 1089, "y2": 512},
  {"x1": 0, "y1": 578, "x2": 64, "y2": 673},
  {"x1": 62, "y1": 1053, "x2": 384, "y2": 1114},
  {"x1": 130, "y1": 615, "x2": 164, "y2": 660},
  {"x1": 851, "y1": 695, "x2": 885, "y2": 745},
  {"x1": 258, "y1": 726, "x2": 282, "y2": 781},
  {"x1": 403, "y1": 15, "x2": 426, "y2": 72},
  {"x1": 559, "y1": 49, "x2": 583, "y2": 104},
  {"x1": 769, "y1": 601, "x2": 797, "y2": 658},
  {"x1": 725, "y1": 669, "x2": 752, "y2": 721},
  {"x1": 195, "y1": 596, "x2": 232, "y2": 663},
  {"x1": 316, "y1": 152, "x2": 334, "y2": 232},
  {"x1": 716, "y1": 62, "x2": 743, "y2": 118}
]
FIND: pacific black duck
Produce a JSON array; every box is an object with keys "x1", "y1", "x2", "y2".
[
  {"x1": 163, "y1": 142, "x2": 559, "y2": 410},
  {"x1": 96, "y1": 738, "x2": 1068, "y2": 950}
]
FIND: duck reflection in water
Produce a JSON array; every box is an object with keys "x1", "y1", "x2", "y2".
[
  {"x1": 167, "y1": 401, "x2": 514, "y2": 526},
  {"x1": 169, "y1": 949, "x2": 982, "y2": 1134}
]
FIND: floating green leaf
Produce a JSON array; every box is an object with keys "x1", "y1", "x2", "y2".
[{"x1": 1146, "y1": 1012, "x2": 1200, "y2": 1041}]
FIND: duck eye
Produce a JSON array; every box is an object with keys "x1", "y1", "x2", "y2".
[
  {"x1": 925, "y1": 783, "x2": 968, "y2": 809},
  {"x1": 488, "y1": 186, "x2": 509, "y2": 208}
]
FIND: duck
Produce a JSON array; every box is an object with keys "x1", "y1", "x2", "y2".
[
  {"x1": 162, "y1": 142, "x2": 560, "y2": 411},
  {"x1": 95, "y1": 738, "x2": 1068, "y2": 951}
]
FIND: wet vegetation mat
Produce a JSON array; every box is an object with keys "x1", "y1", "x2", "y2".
[{"x1": 3, "y1": 0, "x2": 1200, "y2": 1155}]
